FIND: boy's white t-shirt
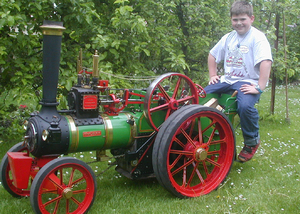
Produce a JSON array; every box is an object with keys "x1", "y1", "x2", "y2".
[{"x1": 210, "y1": 26, "x2": 273, "y2": 85}]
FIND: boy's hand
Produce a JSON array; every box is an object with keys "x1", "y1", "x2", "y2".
[
  {"x1": 209, "y1": 75, "x2": 220, "y2": 85},
  {"x1": 240, "y1": 84, "x2": 260, "y2": 94}
]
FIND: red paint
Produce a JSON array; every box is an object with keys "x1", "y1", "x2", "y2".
[
  {"x1": 83, "y1": 95, "x2": 98, "y2": 109},
  {"x1": 83, "y1": 131, "x2": 102, "y2": 137}
]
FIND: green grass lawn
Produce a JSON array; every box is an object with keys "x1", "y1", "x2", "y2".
[{"x1": 1, "y1": 85, "x2": 300, "y2": 214}]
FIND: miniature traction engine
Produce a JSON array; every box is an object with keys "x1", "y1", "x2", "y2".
[{"x1": 0, "y1": 21, "x2": 238, "y2": 213}]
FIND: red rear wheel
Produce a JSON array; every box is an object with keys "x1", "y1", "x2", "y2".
[
  {"x1": 30, "y1": 157, "x2": 96, "y2": 214},
  {"x1": 153, "y1": 105, "x2": 235, "y2": 198},
  {"x1": 144, "y1": 73, "x2": 199, "y2": 131},
  {"x1": 0, "y1": 142, "x2": 31, "y2": 197}
]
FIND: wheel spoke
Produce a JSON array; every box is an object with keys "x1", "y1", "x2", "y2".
[
  {"x1": 71, "y1": 196, "x2": 82, "y2": 205},
  {"x1": 205, "y1": 158, "x2": 221, "y2": 168},
  {"x1": 176, "y1": 95, "x2": 196, "y2": 105},
  {"x1": 149, "y1": 102, "x2": 169, "y2": 113},
  {"x1": 189, "y1": 119, "x2": 196, "y2": 137},
  {"x1": 71, "y1": 176, "x2": 85, "y2": 186},
  {"x1": 53, "y1": 198, "x2": 60, "y2": 214},
  {"x1": 73, "y1": 189, "x2": 87, "y2": 194},
  {"x1": 182, "y1": 158, "x2": 187, "y2": 187},
  {"x1": 209, "y1": 138, "x2": 227, "y2": 145},
  {"x1": 194, "y1": 163, "x2": 205, "y2": 184},
  {"x1": 181, "y1": 128, "x2": 197, "y2": 148},
  {"x1": 172, "y1": 77, "x2": 182, "y2": 99},
  {"x1": 202, "y1": 119, "x2": 217, "y2": 134},
  {"x1": 48, "y1": 174, "x2": 64, "y2": 191},
  {"x1": 41, "y1": 188, "x2": 58, "y2": 194},
  {"x1": 206, "y1": 127, "x2": 217, "y2": 146},
  {"x1": 66, "y1": 199, "x2": 70, "y2": 214},
  {"x1": 59, "y1": 169, "x2": 63, "y2": 186},
  {"x1": 201, "y1": 160, "x2": 210, "y2": 177},
  {"x1": 169, "y1": 154, "x2": 183, "y2": 170},
  {"x1": 157, "y1": 83, "x2": 171, "y2": 102},
  {"x1": 170, "y1": 149, "x2": 193, "y2": 156},
  {"x1": 185, "y1": 162, "x2": 197, "y2": 187},
  {"x1": 187, "y1": 162, "x2": 205, "y2": 186},
  {"x1": 43, "y1": 195, "x2": 63, "y2": 207},
  {"x1": 207, "y1": 150, "x2": 220, "y2": 156},
  {"x1": 174, "y1": 137, "x2": 186, "y2": 148},
  {"x1": 197, "y1": 117, "x2": 203, "y2": 144},
  {"x1": 170, "y1": 158, "x2": 194, "y2": 176},
  {"x1": 68, "y1": 168, "x2": 76, "y2": 186}
]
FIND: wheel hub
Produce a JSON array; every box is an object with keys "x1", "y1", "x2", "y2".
[
  {"x1": 63, "y1": 187, "x2": 73, "y2": 199},
  {"x1": 168, "y1": 98, "x2": 179, "y2": 110},
  {"x1": 194, "y1": 148, "x2": 207, "y2": 161}
]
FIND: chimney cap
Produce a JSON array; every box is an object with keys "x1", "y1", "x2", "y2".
[{"x1": 40, "y1": 21, "x2": 65, "y2": 36}]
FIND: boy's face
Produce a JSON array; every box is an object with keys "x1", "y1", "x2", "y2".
[{"x1": 231, "y1": 14, "x2": 254, "y2": 35}]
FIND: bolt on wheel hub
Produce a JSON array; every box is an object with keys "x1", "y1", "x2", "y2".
[
  {"x1": 194, "y1": 148, "x2": 207, "y2": 161},
  {"x1": 63, "y1": 187, "x2": 73, "y2": 199}
]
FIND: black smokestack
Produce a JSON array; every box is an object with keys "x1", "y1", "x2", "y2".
[
  {"x1": 38, "y1": 21, "x2": 65, "y2": 118},
  {"x1": 40, "y1": 21, "x2": 65, "y2": 107}
]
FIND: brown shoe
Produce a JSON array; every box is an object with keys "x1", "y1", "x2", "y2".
[{"x1": 238, "y1": 141, "x2": 260, "y2": 162}]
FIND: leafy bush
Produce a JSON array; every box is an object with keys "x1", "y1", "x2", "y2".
[{"x1": 0, "y1": 104, "x2": 32, "y2": 142}]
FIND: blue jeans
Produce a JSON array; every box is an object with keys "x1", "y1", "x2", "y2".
[{"x1": 204, "y1": 81, "x2": 260, "y2": 146}]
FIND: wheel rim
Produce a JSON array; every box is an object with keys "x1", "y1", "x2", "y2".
[
  {"x1": 0, "y1": 143, "x2": 31, "y2": 197},
  {"x1": 36, "y1": 162, "x2": 95, "y2": 214},
  {"x1": 166, "y1": 110, "x2": 235, "y2": 197},
  {"x1": 144, "y1": 73, "x2": 199, "y2": 131}
]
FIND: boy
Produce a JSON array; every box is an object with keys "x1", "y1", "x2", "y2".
[{"x1": 204, "y1": 1, "x2": 273, "y2": 162}]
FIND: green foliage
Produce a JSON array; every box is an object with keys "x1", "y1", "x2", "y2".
[
  {"x1": 132, "y1": 0, "x2": 232, "y2": 81},
  {"x1": 252, "y1": 0, "x2": 300, "y2": 83},
  {"x1": 91, "y1": 0, "x2": 153, "y2": 81},
  {"x1": 0, "y1": 102, "x2": 32, "y2": 141},
  {"x1": 273, "y1": 47, "x2": 300, "y2": 82}
]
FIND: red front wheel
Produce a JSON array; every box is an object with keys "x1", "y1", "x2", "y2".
[
  {"x1": 153, "y1": 105, "x2": 235, "y2": 198},
  {"x1": 30, "y1": 157, "x2": 96, "y2": 214}
]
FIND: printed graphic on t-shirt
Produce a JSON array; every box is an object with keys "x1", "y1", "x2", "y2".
[
  {"x1": 225, "y1": 47, "x2": 247, "y2": 78},
  {"x1": 239, "y1": 45, "x2": 249, "y2": 54}
]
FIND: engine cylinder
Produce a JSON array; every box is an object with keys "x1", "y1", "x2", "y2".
[{"x1": 66, "y1": 113, "x2": 136, "y2": 153}]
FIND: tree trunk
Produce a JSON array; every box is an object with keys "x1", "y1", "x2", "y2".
[{"x1": 270, "y1": 10, "x2": 280, "y2": 114}]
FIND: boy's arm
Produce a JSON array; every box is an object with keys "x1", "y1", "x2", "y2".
[
  {"x1": 208, "y1": 53, "x2": 220, "y2": 85},
  {"x1": 258, "y1": 60, "x2": 272, "y2": 91},
  {"x1": 240, "y1": 60, "x2": 272, "y2": 94}
]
